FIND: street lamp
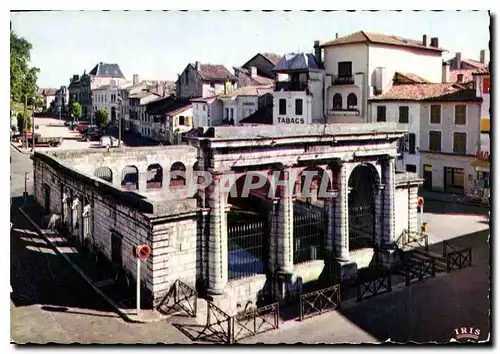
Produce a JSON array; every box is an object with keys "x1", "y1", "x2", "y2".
[{"x1": 117, "y1": 95, "x2": 123, "y2": 147}]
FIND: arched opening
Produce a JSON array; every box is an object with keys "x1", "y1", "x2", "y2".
[
  {"x1": 121, "y1": 165, "x2": 139, "y2": 191},
  {"x1": 146, "y1": 164, "x2": 163, "y2": 189},
  {"x1": 170, "y1": 162, "x2": 186, "y2": 188},
  {"x1": 94, "y1": 166, "x2": 113, "y2": 183},
  {"x1": 333, "y1": 94, "x2": 342, "y2": 110},
  {"x1": 347, "y1": 93, "x2": 358, "y2": 110},
  {"x1": 348, "y1": 164, "x2": 379, "y2": 251},
  {"x1": 293, "y1": 167, "x2": 330, "y2": 264},
  {"x1": 227, "y1": 172, "x2": 271, "y2": 281},
  {"x1": 111, "y1": 107, "x2": 116, "y2": 124}
]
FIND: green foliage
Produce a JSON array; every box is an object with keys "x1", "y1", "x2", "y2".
[
  {"x1": 97, "y1": 108, "x2": 110, "y2": 129},
  {"x1": 17, "y1": 113, "x2": 32, "y2": 133},
  {"x1": 71, "y1": 102, "x2": 82, "y2": 120},
  {"x1": 10, "y1": 31, "x2": 40, "y2": 104}
]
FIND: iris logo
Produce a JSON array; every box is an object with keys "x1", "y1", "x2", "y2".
[{"x1": 454, "y1": 327, "x2": 481, "y2": 341}]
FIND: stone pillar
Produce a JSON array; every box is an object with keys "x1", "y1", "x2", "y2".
[
  {"x1": 112, "y1": 169, "x2": 121, "y2": 186},
  {"x1": 207, "y1": 172, "x2": 228, "y2": 295},
  {"x1": 408, "y1": 185, "x2": 419, "y2": 233},
  {"x1": 276, "y1": 168, "x2": 294, "y2": 274},
  {"x1": 139, "y1": 170, "x2": 148, "y2": 192},
  {"x1": 374, "y1": 183, "x2": 385, "y2": 248},
  {"x1": 268, "y1": 201, "x2": 279, "y2": 274},
  {"x1": 382, "y1": 158, "x2": 396, "y2": 247},
  {"x1": 335, "y1": 162, "x2": 349, "y2": 262}
]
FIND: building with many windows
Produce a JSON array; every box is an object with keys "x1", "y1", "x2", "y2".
[{"x1": 370, "y1": 80, "x2": 482, "y2": 195}]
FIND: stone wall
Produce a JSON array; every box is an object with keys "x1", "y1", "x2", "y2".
[{"x1": 32, "y1": 153, "x2": 200, "y2": 308}]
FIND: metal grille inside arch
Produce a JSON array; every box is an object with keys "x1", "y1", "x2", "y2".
[{"x1": 348, "y1": 164, "x2": 377, "y2": 251}]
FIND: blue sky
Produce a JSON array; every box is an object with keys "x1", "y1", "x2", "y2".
[{"x1": 11, "y1": 10, "x2": 490, "y2": 88}]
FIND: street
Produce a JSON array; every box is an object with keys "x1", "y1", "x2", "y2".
[{"x1": 10, "y1": 145, "x2": 491, "y2": 343}]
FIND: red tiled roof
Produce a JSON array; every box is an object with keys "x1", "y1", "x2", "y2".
[
  {"x1": 370, "y1": 83, "x2": 480, "y2": 102},
  {"x1": 472, "y1": 67, "x2": 490, "y2": 75},
  {"x1": 37, "y1": 88, "x2": 58, "y2": 96},
  {"x1": 321, "y1": 31, "x2": 445, "y2": 52},
  {"x1": 261, "y1": 53, "x2": 282, "y2": 65},
  {"x1": 193, "y1": 63, "x2": 237, "y2": 82},
  {"x1": 394, "y1": 72, "x2": 430, "y2": 84},
  {"x1": 219, "y1": 85, "x2": 273, "y2": 98}
]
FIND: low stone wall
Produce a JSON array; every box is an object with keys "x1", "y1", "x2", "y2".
[{"x1": 214, "y1": 274, "x2": 268, "y2": 315}]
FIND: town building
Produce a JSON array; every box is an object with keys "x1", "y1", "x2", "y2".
[
  {"x1": 233, "y1": 53, "x2": 281, "y2": 88},
  {"x1": 272, "y1": 53, "x2": 324, "y2": 125},
  {"x1": 37, "y1": 88, "x2": 58, "y2": 112},
  {"x1": 54, "y1": 86, "x2": 68, "y2": 116},
  {"x1": 32, "y1": 122, "x2": 421, "y2": 314},
  {"x1": 318, "y1": 31, "x2": 445, "y2": 123},
  {"x1": 146, "y1": 96, "x2": 193, "y2": 144},
  {"x1": 190, "y1": 96, "x2": 221, "y2": 128},
  {"x1": 176, "y1": 62, "x2": 238, "y2": 99},
  {"x1": 369, "y1": 80, "x2": 482, "y2": 196}
]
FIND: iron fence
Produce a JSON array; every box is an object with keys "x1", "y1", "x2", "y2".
[
  {"x1": 300, "y1": 284, "x2": 340, "y2": 321},
  {"x1": 293, "y1": 207, "x2": 326, "y2": 264},
  {"x1": 232, "y1": 302, "x2": 280, "y2": 342},
  {"x1": 157, "y1": 279, "x2": 198, "y2": 317},
  {"x1": 228, "y1": 219, "x2": 267, "y2": 281}
]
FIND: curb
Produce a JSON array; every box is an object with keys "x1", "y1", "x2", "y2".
[
  {"x1": 11, "y1": 142, "x2": 32, "y2": 155},
  {"x1": 17, "y1": 206, "x2": 155, "y2": 324}
]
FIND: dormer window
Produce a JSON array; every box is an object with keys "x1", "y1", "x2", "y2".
[{"x1": 457, "y1": 74, "x2": 464, "y2": 83}]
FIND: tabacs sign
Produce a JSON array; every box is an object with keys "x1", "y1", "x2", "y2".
[{"x1": 276, "y1": 117, "x2": 306, "y2": 124}]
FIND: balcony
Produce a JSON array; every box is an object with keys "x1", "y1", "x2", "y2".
[
  {"x1": 332, "y1": 76, "x2": 355, "y2": 85},
  {"x1": 274, "y1": 81, "x2": 309, "y2": 92},
  {"x1": 327, "y1": 108, "x2": 360, "y2": 116}
]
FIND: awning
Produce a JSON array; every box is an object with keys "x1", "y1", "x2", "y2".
[{"x1": 470, "y1": 159, "x2": 490, "y2": 169}]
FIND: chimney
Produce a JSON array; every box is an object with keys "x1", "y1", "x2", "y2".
[
  {"x1": 195, "y1": 61, "x2": 201, "y2": 71},
  {"x1": 480, "y1": 49, "x2": 486, "y2": 64},
  {"x1": 133, "y1": 74, "x2": 139, "y2": 84},
  {"x1": 250, "y1": 66, "x2": 257, "y2": 78},
  {"x1": 430, "y1": 37, "x2": 439, "y2": 48},
  {"x1": 422, "y1": 34, "x2": 427, "y2": 47},
  {"x1": 455, "y1": 52, "x2": 462, "y2": 70},
  {"x1": 313, "y1": 40, "x2": 322, "y2": 66},
  {"x1": 442, "y1": 62, "x2": 450, "y2": 83}
]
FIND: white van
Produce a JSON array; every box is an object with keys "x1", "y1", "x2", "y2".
[{"x1": 100, "y1": 135, "x2": 123, "y2": 148}]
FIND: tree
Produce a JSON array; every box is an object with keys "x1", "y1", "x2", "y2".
[
  {"x1": 71, "y1": 102, "x2": 82, "y2": 120},
  {"x1": 97, "y1": 108, "x2": 110, "y2": 129},
  {"x1": 10, "y1": 31, "x2": 40, "y2": 105},
  {"x1": 17, "y1": 113, "x2": 32, "y2": 133}
]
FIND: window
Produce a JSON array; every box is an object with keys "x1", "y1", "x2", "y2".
[
  {"x1": 279, "y1": 99, "x2": 287, "y2": 115},
  {"x1": 377, "y1": 106, "x2": 386, "y2": 122},
  {"x1": 453, "y1": 132, "x2": 467, "y2": 154},
  {"x1": 210, "y1": 82, "x2": 215, "y2": 88},
  {"x1": 430, "y1": 105, "x2": 441, "y2": 124},
  {"x1": 399, "y1": 106, "x2": 409, "y2": 124},
  {"x1": 225, "y1": 108, "x2": 229, "y2": 118},
  {"x1": 203, "y1": 105, "x2": 206, "y2": 111},
  {"x1": 455, "y1": 105, "x2": 466, "y2": 125},
  {"x1": 333, "y1": 94, "x2": 342, "y2": 110},
  {"x1": 347, "y1": 93, "x2": 357, "y2": 109},
  {"x1": 295, "y1": 99, "x2": 303, "y2": 115},
  {"x1": 457, "y1": 74, "x2": 464, "y2": 83},
  {"x1": 406, "y1": 164, "x2": 417, "y2": 173},
  {"x1": 178, "y1": 116, "x2": 185, "y2": 125},
  {"x1": 409, "y1": 133, "x2": 416, "y2": 154},
  {"x1": 429, "y1": 131, "x2": 442, "y2": 152},
  {"x1": 230, "y1": 108, "x2": 234, "y2": 119},
  {"x1": 444, "y1": 167, "x2": 465, "y2": 194},
  {"x1": 338, "y1": 61, "x2": 352, "y2": 78}
]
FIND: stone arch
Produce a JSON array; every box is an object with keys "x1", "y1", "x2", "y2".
[
  {"x1": 333, "y1": 93, "x2": 342, "y2": 110},
  {"x1": 94, "y1": 166, "x2": 113, "y2": 183},
  {"x1": 347, "y1": 93, "x2": 358, "y2": 109},
  {"x1": 347, "y1": 163, "x2": 380, "y2": 251},
  {"x1": 226, "y1": 171, "x2": 272, "y2": 281},
  {"x1": 294, "y1": 166, "x2": 331, "y2": 203},
  {"x1": 170, "y1": 161, "x2": 186, "y2": 188},
  {"x1": 121, "y1": 165, "x2": 139, "y2": 191},
  {"x1": 146, "y1": 163, "x2": 163, "y2": 189}
]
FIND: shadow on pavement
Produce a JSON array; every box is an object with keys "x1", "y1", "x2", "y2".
[
  {"x1": 336, "y1": 230, "x2": 491, "y2": 343},
  {"x1": 422, "y1": 200, "x2": 489, "y2": 217}
]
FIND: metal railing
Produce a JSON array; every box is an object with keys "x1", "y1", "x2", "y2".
[
  {"x1": 404, "y1": 257, "x2": 436, "y2": 286},
  {"x1": 232, "y1": 302, "x2": 280, "y2": 342},
  {"x1": 356, "y1": 268, "x2": 392, "y2": 301},
  {"x1": 398, "y1": 229, "x2": 429, "y2": 251},
  {"x1": 300, "y1": 284, "x2": 340, "y2": 321},
  {"x1": 157, "y1": 279, "x2": 198, "y2": 317},
  {"x1": 293, "y1": 208, "x2": 326, "y2": 264},
  {"x1": 443, "y1": 240, "x2": 472, "y2": 272}
]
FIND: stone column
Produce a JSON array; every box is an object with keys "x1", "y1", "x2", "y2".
[
  {"x1": 335, "y1": 162, "x2": 349, "y2": 262},
  {"x1": 374, "y1": 183, "x2": 385, "y2": 249},
  {"x1": 206, "y1": 172, "x2": 228, "y2": 295},
  {"x1": 268, "y1": 201, "x2": 279, "y2": 274},
  {"x1": 138, "y1": 170, "x2": 148, "y2": 192},
  {"x1": 276, "y1": 168, "x2": 294, "y2": 274},
  {"x1": 382, "y1": 157, "x2": 396, "y2": 247}
]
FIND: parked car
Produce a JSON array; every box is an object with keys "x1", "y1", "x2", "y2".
[
  {"x1": 100, "y1": 135, "x2": 124, "y2": 148},
  {"x1": 84, "y1": 130, "x2": 103, "y2": 142}
]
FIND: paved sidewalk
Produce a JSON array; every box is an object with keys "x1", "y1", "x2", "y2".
[
  {"x1": 419, "y1": 190, "x2": 489, "y2": 208},
  {"x1": 18, "y1": 200, "x2": 171, "y2": 323}
]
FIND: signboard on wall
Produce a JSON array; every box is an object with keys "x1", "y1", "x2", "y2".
[{"x1": 276, "y1": 117, "x2": 305, "y2": 124}]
